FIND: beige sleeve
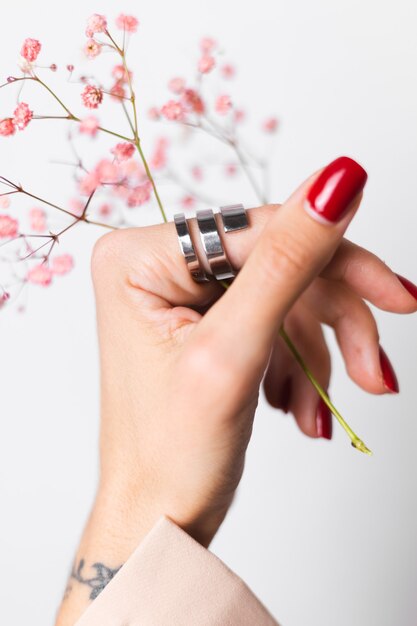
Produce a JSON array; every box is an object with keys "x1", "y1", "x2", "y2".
[{"x1": 75, "y1": 516, "x2": 280, "y2": 626}]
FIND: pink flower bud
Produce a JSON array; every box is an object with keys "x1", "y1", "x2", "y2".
[
  {"x1": 13, "y1": 102, "x2": 33, "y2": 130},
  {"x1": 21, "y1": 38, "x2": 42, "y2": 63},
  {"x1": 81, "y1": 85, "x2": 103, "y2": 109},
  {"x1": 0, "y1": 215, "x2": 18, "y2": 238},
  {"x1": 111, "y1": 142, "x2": 135, "y2": 162},
  {"x1": 115, "y1": 14, "x2": 139, "y2": 33},
  {"x1": 27, "y1": 263, "x2": 53, "y2": 287},
  {"x1": 86, "y1": 14, "x2": 108, "y2": 35},
  {"x1": 0, "y1": 118, "x2": 16, "y2": 137},
  {"x1": 51, "y1": 254, "x2": 74, "y2": 276},
  {"x1": 262, "y1": 117, "x2": 279, "y2": 133},
  {"x1": 198, "y1": 55, "x2": 215, "y2": 74},
  {"x1": 215, "y1": 95, "x2": 232, "y2": 115}
]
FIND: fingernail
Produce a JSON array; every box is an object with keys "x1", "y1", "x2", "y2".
[
  {"x1": 279, "y1": 377, "x2": 292, "y2": 414},
  {"x1": 396, "y1": 274, "x2": 417, "y2": 301},
  {"x1": 316, "y1": 398, "x2": 333, "y2": 440},
  {"x1": 379, "y1": 346, "x2": 400, "y2": 393},
  {"x1": 305, "y1": 156, "x2": 368, "y2": 224}
]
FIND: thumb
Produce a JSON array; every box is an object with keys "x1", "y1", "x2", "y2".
[{"x1": 198, "y1": 156, "x2": 368, "y2": 370}]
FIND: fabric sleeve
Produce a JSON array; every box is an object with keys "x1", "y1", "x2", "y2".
[{"x1": 75, "y1": 515, "x2": 280, "y2": 626}]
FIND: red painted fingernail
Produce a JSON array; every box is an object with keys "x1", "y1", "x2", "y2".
[
  {"x1": 279, "y1": 377, "x2": 292, "y2": 414},
  {"x1": 316, "y1": 398, "x2": 333, "y2": 440},
  {"x1": 396, "y1": 274, "x2": 417, "y2": 301},
  {"x1": 379, "y1": 346, "x2": 399, "y2": 393},
  {"x1": 305, "y1": 156, "x2": 368, "y2": 224}
]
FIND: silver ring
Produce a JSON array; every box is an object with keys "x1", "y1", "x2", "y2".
[
  {"x1": 220, "y1": 203, "x2": 248, "y2": 233},
  {"x1": 196, "y1": 209, "x2": 236, "y2": 281},
  {"x1": 174, "y1": 213, "x2": 209, "y2": 283}
]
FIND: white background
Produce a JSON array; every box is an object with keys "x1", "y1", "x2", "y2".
[{"x1": 1, "y1": 1, "x2": 417, "y2": 625}]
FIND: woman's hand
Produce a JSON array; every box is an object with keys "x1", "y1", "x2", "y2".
[
  {"x1": 87, "y1": 158, "x2": 415, "y2": 552},
  {"x1": 55, "y1": 158, "x2": 417, "y2": 625}
]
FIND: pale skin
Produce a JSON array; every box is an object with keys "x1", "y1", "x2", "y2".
[{"x1": 55, "y1": 168, "x2": 417, "y2": 625}]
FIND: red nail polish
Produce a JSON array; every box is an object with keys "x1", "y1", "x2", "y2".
[
  {"x1": 305, "y1": 156, "x2": 368, "y2": 224},
  {"x1": 280, "y1": 377, "x2": 292, "y2": 414},
  {"x1": 396, "y1": 274, "x2": 417, "y2": 301},
  {"x1": 316, "y1": 398, "x2": 332, "y2": 440},
  {"x1": 379, "y1": 346, "x2": 399, "y2": 393}
]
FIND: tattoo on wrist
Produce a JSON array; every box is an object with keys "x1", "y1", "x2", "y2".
[{"x1": 70, "y1": 559, "x2": 122, "y2": 600}]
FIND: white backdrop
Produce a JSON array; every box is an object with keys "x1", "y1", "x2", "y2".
[{"x1": 1, "y1": 1, "x2": 417, "y2": 625}]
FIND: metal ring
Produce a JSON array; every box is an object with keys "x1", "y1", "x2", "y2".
[
  {"x1": 196, "y1": 209, "x2": 236, "y2": 281},
  {"x1": 220, "y1": 203, "x2": 248, "y2": 233},
  {"x1": 174, "y1": 213, "x2": 209, "y2": 283}
]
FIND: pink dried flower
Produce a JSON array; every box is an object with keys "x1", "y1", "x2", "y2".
[
  {"x1": 0, "y1": 118, "x2": 16, "y2": 137},
  {"x1": 111, "y1": 142, "x2": 135, "y2": 162},
  {"x1": 215, "y1": 94, "x2": 232, "y2": 115},
  {"x1": 21, "y1": 38, "x2": 42, "y2": 63},
  {"x1": 148, "y1": 106, "x2": 160, "y2": 120},
  {"x1": 263, "y1": 117, "x2": 279, "y2": 133},
  {"x1": 225, "y1": 163, "x2": 238, "y2": 177},
  {"x1": 168, "y1": 77, "x2": 186, "y2": 94},
  {"x1": 191, "y1": 165, "x2": 203, "y2": 181},
  {"x1": 181, "y1": 195, "x2": 195, "y2": 210},
  {"x1": 86, "y1": 14, "x2": 107, "y2": 36},
  {"x1": 51, "y1": 254, "x2": 74, "y2": 275},
  {"x1": 27, "y1": 263, "x2": 53, "y2": 286},
  {"x1": 0, "y1": 291, "x2": 10, "y2": 308},
  {"x1": 182, "y1": 89, "x2": 205, "y2": 115},
  {"x1": 29, "y1": 208, "x2": 47, "y2": 232},
  {"x1": 95, "y1": 159, "x2": 119, "y2": 183},
  {"x1": 84, "y1": 39, "x2": 102, "y2": 59},
  {"x1": 234, "y1": 109, "x2": 245, "y2": 123},
  {"x1": 161, "y1": 100, "x2": 186, "y2": 121},
  {"x1": 221, "y1": 64, "x2": 235, "y2": 79},
  {"x1": 67, "y1": 64, "x2": 74, "y2": 72},
  {"x1": 0, "y1": 215, "x2": 18, "y2": 238},
  {"x1": 112, "y1": 65, "x2": 132, "y2": 83},
  {"x1": 150, "y1": 138, "x2": 168, "y2": 170},
  {"x1": 13, "y1": 103, "x2": 33, "y2": 130},
  {"x1": 81, "y1": 85, "x2": 103, "y2": 109},
  {"x1": 110, "y1": 82, "x2": 126, "y2": 100},
  {"x1": 98, "y1": 203, "x2": 112, "y2": 217},
  {"x1": 79, "y1": 115, "x2": 100, "y2": 137},
  {"x1": 79, "y1": 172, "x2": 100, "y2": 195},
  {"x1": 127, "y1": 183, "x2": 151, "y2": 207},
  {"x1": 115, "y1": 14, "x2": 139, "y2": 33},
  {"x1": 50, "y1": 63, "x2": 57, "y2": 72},
  {"x1": 198, "y1": 55, "x2": 215, "y2": 74},
  {"x1": 200, "y1": 37, "x2": 216, "y2": 53}
]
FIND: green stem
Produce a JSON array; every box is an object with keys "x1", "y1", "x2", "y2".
[
  {"x1": 219, "y1": 283, "x2": 372, "y2": 455},
  {"x1": 109, "y1": 31, "x2": 168, "y2": 224},
  {"x1": 279, "y1": 326, "x2": 372, "y2": 455},
  {"x1": 135, "y1": 138, "x2": 168, "y2": 223}
]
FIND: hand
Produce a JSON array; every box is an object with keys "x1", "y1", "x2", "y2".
[{"x1": 88, "y1": 157, "x2": 416, "y2": 553}]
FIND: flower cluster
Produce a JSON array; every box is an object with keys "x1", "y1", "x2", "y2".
[
  {"x1": 0, "y1": 14, "x2": 373, "y2": 455},
  {"x1": 0, "y1": 13, "x2": 278, "y2": 310},
  {"x1": 0, "y1": 102, "x2": 33, "y2": 136}
]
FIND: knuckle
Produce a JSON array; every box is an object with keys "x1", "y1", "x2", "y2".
[{"x1": 91, "y1": 230, "x2": 125, "y2": 280}]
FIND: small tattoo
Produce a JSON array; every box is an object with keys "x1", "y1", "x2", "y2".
[{"x1": 71, "y1": 559, "x2": 122, "y2": 600}]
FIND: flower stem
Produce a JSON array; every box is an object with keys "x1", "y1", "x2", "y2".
[
  {"x1": 110, "y1": 32, "x2": 168, "y2": 224},
  {"x1": 279, "y1": 326, "x2": 372, "y2": 455}
]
